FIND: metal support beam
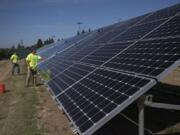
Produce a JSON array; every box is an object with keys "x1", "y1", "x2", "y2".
[
  {"x1": 145, "y1": 95, "x2": 180, "y2": 111},
  {"x1": 137, "y1": 94, "x2": 180, "y2": 135},
  {"x1": 146, "y1": 102, "x2": 180, "y2": 110},
  {"x1": 138, "y1": 96, "x2": 146, "y2": 135}
]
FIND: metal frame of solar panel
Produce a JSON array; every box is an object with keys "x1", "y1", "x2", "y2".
[{"x1": 37, "y1": 3, "x2": 180, "y2": 135}]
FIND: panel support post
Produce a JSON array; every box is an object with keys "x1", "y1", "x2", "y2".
[{"x1": 138, "y1": 96, "x2": 146, "y2": 135}]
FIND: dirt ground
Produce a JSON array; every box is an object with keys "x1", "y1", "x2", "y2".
[
  {"x1": 0, "y1": 60, "x2": 73, "y2": 135},
  {"x1": 0, "y1": 60, "x2": 42, "y2": 135},
  {"x1": 36, "y1": 84, "x2": 73, "y2": 135},
  {"x1": 0, "y1": 60, "x2": 179, "y2": 135}
]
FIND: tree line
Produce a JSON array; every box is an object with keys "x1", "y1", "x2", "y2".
[
  {"x1": 77, "y1": 28, "x2": 91, "y2": 36},
  {"x1": 0, "y1": 37, "x2": 55, "y2": 60}
]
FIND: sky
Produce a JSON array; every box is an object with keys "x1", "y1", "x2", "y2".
[{"x1": 0, "y1": 0, "x2": 180, "y2": 48}]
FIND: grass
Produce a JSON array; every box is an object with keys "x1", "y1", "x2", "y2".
[
  {"x1": 0, "y1": 61, "x2": 43, "y2": 135},
  {"x1": 39, "y1": 69, "x2": 51, "y2": 81}
]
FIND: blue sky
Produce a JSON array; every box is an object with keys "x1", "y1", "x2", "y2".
[{"x1": 0, "y1": 0, "x2": 180, "y2": 48}]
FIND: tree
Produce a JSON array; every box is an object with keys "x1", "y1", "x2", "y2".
[
  {"x1": 11, "y1": 45, "x2": 16, "y2": 52},
  {"x1": 88, "y1": 28, "x2": 91, "y2": 33},
  {"x1": 37, "y1": 39, "x2": 43, "y2": 48},
  {"x1": 81, "y1": 29, "x2": 85, "y2": 34},
  {"x1": 17, "y1": 43, "x2": 21, "y2": 50},
  {"x1": 44, "y1": 37, "x2": 54, "y2": 45},
  {"x1": 77, "y1": 31, "x2": 80, "y2": 35}
]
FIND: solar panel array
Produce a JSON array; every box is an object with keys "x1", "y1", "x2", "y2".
[
  {"x1": 38, "y1": 3, "x2": 180, "y2": 135},
  {"x1": 38, "y1": 32, "x2": 90, "y2": 58}
]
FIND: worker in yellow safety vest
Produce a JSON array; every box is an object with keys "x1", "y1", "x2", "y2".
[
  {"x1": 26, "y1": 50, "x2": 42, "y2": 87},
  {"x1": 10, "y1": 52, "x2": 20, "y2": 75}
]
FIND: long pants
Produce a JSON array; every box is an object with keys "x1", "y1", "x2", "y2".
[
  {"x1": 26, "y1": 68, "x2": 37, "y2": 86},
  {"x1": 12, "y1": 63, "x2": 20, "y2": 75}
]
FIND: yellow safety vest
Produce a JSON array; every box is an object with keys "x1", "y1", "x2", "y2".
[
  {"x1": 10, "y1": 54, "x2": 19, "y2": 64},
  {"x1": 26, "y1": 53, "x2": 42, "y2": 70}
]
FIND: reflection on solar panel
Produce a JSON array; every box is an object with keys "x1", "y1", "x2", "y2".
[{"x1": 38, "y1": 3, "x2": 180, "y2": 135}]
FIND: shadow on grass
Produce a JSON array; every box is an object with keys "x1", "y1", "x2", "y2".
[{"x1": 93, "y1": 83, "x2": 180, "y2": 135}]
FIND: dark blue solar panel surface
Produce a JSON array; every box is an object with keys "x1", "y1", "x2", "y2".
[
  {"x1": 111, "y1": 19, "x2": 166, "y2": 42},
  {"x1": 38, "y1": 33, "x2": 90, "y2": 58},
  {"x1": 92, "y1": 14, "x2": 150, "y2": 44},
  {"x1": 48, "y1": 63, "x2": 95, "y2": 96},
  {"x1": 146, "y1": 15, "x2": 180, "y2": 38},
  {"x1": 80, "y1": 42, "x2": 132, "y2": 66},
  {"x1": 48, "y1": 31, "x2": 111, "y2": 62},
  {"x1": 140, "y1": 3, "x2": 180, "y2": 23},
  {"x1": 69, "y1": 45, "x2": 102, "y2": 62},
  {"x1": 57, "y1": 68, "x2": 155, "y2": 134},
  {"x1": 38, "y1": 58, "x2": 74, "y2": 79},
  {"x1": 104, "y1": 37, "x2": 180, "y2": 78}
]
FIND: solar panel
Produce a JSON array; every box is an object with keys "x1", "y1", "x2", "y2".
[
  {"x1": 80, "y1": 42, "x2": 132, "y2": 66},
  {"x1": 38, "y1": 58, "x2": 74, "y2": 79},
  {"x1": 103, "y1": 37, "x2": 180, "y2": 80},
  {"x1": 47, "y1": 63, "x2": 95, "y2": 96},
  {"x1": 139, "y1": 3, "x2": 180, "y2": 23},
  {"x1": 45, "y1": 30, "x2": 114, "y2": 62},
  {"x1": 146, "y1": 15, "x2": 180, "y2": 38},
  {"x1": 111, "y1": 19, "x2": 166, "y2": 42},
  {"x1": 38, "y1": 33, "x2": 90, "y2": 58},
  {"x1": 37, "y1": 3, "x2": 180, "y2": 135},
  {"x1": 92, "y1": 13, "x2": 151, "y2": 44},
  {"x1": 56, "y1": 68, "x2": 156, "y2": 134}
]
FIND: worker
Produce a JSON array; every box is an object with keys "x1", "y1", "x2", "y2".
[
  {"x1": 10, "y1": 52, "x2": 20, "y2": 75},
  {"x1": 26, "y1": 50, "x2": 42, "y2": 87}
]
